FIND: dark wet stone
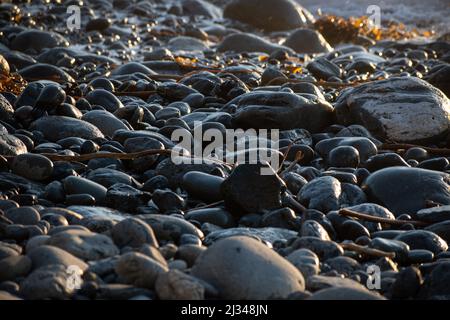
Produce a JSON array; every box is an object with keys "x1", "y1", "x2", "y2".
[
  {"x1": 115, "y1": 252, "x2": 168, "y2": 289},
  {"x1": 111, "y1": 62, "x2": 156, "y2": 77},
  {"x1": 224, "y1": 0, "x2": 313, "y2": 31},
  {"x1": 390, "y1": 266, "x2": 422, "y2": 299},
  {"x1": 419, "y1": 261, "x2": 450, "y2": 299},
  {"x1": 335, "y1": 77, "x2": 450, "y2": 143},
  {"x1": 32, "y1": 84, "x2": 66, "y2": 118},
  {"x1": 425, "y1": 64, "x2": 450, "y2": 97},
  {"x1": 168, "y1": 36, "x2": 208, "y2": 52},
  {"x1": 81, "y1": 110, "x2": 129, "y2": 137},
  {"x1": 362, "y1": 167, "x2": 450, "y2": 217},
  {"x1": 0, "y1": 94, "x2": 14, "y2": 125},
  {"x1": 192, "y1": 236, "x2": 305, "y2": 299},
  {"x1": 364, "y1": 153, "x2": 409, "y2": 172},
  {"x1": 260, "y1": 207, "x2": 297, "y2": 229},
  {"x1": 416, "y1": 205, "x2": 450, "y2": 223},
  {"x1": 284, "y1": 28, "x2": 333, "y2": 54},
  {"x1": 325, "y1": 256, "x2": 361, "y2": 276},
  {"x1": 181, "y1": 171, "x2": 224, "y2": 203},
  {"x1": 290, "y1": 236, "x2": 344, "y2": 260},
  {"x1": 86, "y1": 168, "x2": 138, "y2": 189},
  {"x1": 111, "y1": 217, "x2": 158, "y2": 248},
  {"x1": 136, "y1": 214, "x2": 204, "y2": 242},
  {"x1": 113, "y1": 129, "x2": 175, "y2": 149},
  {"x1": 123, "y1": 137, "x2": 164, "y2": 172},
  {"x1": 5, "y1": 206, "x2": 40, "y2": 225},
  {"x1": 181, "y1": 0, "x2": 222, "y2": 19},
  {"x1": 106, "y1": 183, "x2": 150, "y2": 213},
  {"x1": 156, "y1": 157, "x2": 223, "y2": 188},
  {"x1": 316, "y1": 137, "x2": 377, "y2": 162},
  {"x1": 10, "y1": 29, "x2": 69, "y2": 53},
  {"x1": 47, "y1": 229, "x2": 119, "y2": 261},
  {"x1": 86, "y1": 18, "x2": 111, "y2": 32},
  {"x1": 307, "y1": 58, "x2": 342, "y2": 80},
  {"x1": 403, "y1": 147, "x2": 429, "y2": 162},
  {"x1": 0, "y1": 255, "x2": 32, "y2": 282},
  {"x1": 298, "y1": 176, "x2": 365, "y2": 213},
  {"x1": 19, "y1": 264, "x2": 76, "y2": 300},
  {"x1": 417, "y1": 157, "x2": 449, "y2": 171},
  {"x1": 407, "y1": 249, "x2": 434, "y2": 264},
  {"x1": 18, "y1": 63, "x2": 75, "y2": 83},
  {"x1": 328, "y1": 146, "x2": 360, "y2": 168},
  {"x1": 152, "y1": 189, "x2": 185, "y2": 213},
  {"x1": 31, "y1": 116, "x2": 104, "y2": 141},
  {"x1": 26, "y1": 245, "x2": 87, "y2": 271},
  {"x1": 157, "y1": 82, "x2": 198, "y2": 101},
  {"x1": 425, "y1": 220, "x2": 450, "y2": 243},
  {"x1": 300, "y1": 220, "x2": 330, "y2": 241},
  {"x1": 217, "y1": 33, "x2": 294, "y2": 54},
  {"x1": 306, "y1": 274, "x2": 365, "y2": 291},
  {"x1": 369, "y1": 237, "x2": 410, "y2": 263},
  {"x1": 395, "y1": 230, "x2": 448, "y2": 255},
  {"x1": 11, "y1": 153, "x2": 53, "y2": 181},
  {"x1": 339, "y1": 220, "x2": 370, "y2": 241},
  {"x1": 0, "y1": 130, "x2": 27, "y2": 156},
  {"x1": 63, "y1": 176, "x2": 107, "y2": 204},
  {"x1": 223, "y1": 91, "x2": 333, "y2": 132},
  {"x1": 85, "y1": 89, "x2": 124, "y2": 113},
  {"x1": 185, "y1": 208, "x2": 235, "y2": 228},
  {"x1": 221, "y1": 164, "x2": 285, "y2": 215}
]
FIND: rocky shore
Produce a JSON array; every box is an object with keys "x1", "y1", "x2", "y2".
[{"x1": 0, "y1": 0, "x2": 450, "y2": 300}]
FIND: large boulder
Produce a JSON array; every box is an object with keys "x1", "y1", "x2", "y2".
[{"x1": 334, "y1": 77, "x2": 450, "y2": 143}]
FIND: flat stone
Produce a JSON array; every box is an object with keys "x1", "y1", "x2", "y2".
[
  {"x1": 11, "y1": 153, "x2": 53, "y2": 181},
  {"x1": 217, "y1": 33, "x2": 294, "y2": 54},
  {"x1": 81, "y1": 110, "x2": 129, "y2": 137},
  {"x1": 31, "y1": 116, "x2": 104, "y2": 141},
  {"x1": 26, "y1": 245, "x2": 88, "y2": 271}
]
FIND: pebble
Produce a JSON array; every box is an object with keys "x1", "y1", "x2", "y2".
[
  {"x1": 26, "y1": 245, "x2": 88, "y2": 271},
  {"x1": 11, "y1": 153, "x2": 53, "y2": 181},
  {"x1": 115, "y1": 252, "x2": 168, "y2": 289},
  {"x1": 284, "y1": 28, "x2": 333, "y2": 54},
  {"x1": 394, "y1": 230, "x2": 448, "y2": 255},
  {"x1": 19, "y1": 264, "x2": 76, "y2": 300},
  {"x1": 192, "y1": 236, "x2": 305, "y2": 299},
  {"x1": 0, "y1": 130, "x2": 28, "y2": 156},
  {"x1": 5, "y1": 206, "x2": 40, "y2": 225},
  {"x1": 0, "y1": 255, "x2": 32, "y2": 282},
  {"x1": 111, "y1": 218, "x2": 159, "y2": 248},
  {"x1": 81, "y1": 110, "x2": 129, "y2": 137},
  {"x1": 63, "y1": 176, "x2": 108, "y2": 205},
  {"x1": 181, "y1": 171, "x2": 224, "y2": 203},
  {"x1": 363, "y1": 167, "x2": 450, "y2": 216},
  {"x1": 204, "y1": 227, "x2": 297, "y2": 245},
  {"x1": 419, "y1": 261, "x2": 450, "y2": 299},
  {"x1": 155, "y1": 269, "x2": 205, "y2": 300},
  {"x1": 31, "y1": 116, "x2": 104, "y2": 141},
  {"x1": 221, "y1": 163, "x2": 285, "y2": 215}
]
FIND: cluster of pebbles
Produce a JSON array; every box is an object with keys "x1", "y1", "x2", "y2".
[{"x1": 1, "y1": 0, "x2": 450, "y2": 300}]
